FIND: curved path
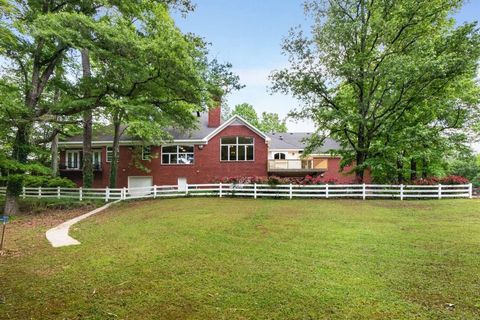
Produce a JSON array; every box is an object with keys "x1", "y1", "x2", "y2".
[{"x1": 46, "y1": 200, "x2": 120, "y2": 247}]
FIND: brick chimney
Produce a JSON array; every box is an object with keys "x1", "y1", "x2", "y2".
[{"x1": 208, "y1": 104, "x2": 221, "y2": 128}]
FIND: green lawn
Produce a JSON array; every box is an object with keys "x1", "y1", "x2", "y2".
[{"x1": 2, "y1": 198, "x2": 480, "y2": 319}]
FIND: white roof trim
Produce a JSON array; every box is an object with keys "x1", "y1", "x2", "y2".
[{"x1": 203, "y1": 115, "x2": 271, "y2": 142}]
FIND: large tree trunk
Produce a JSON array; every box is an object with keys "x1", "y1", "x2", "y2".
[
  {"x1": 81, "y1": 48, "x2": 93, "y2": 188},
  {"x1": 355, "y1": 129, "x2": 367, "y2": 183},
  {"x1": 51, "y1": 86, "x2": 61, "y2": 177},
  {"x1": 410, "y1": 158, "x2": 417, "y2": 182},
  {"x1": 421, "y1": 158, "x2": 428, "y2": 179},
  {"x1": 355, "y1": 151, "x2": 366, "y2": 183},
  {"x1": 4, "y1": 124, "x2": 30, "y2": 215},
  {"x1": 109, "y1": 118, "x2": 121, "y2": 188},
  {"x1": 51, "y1": 133, "x2": 59, "y2": 177},
  {"x1": 397, "y1": 157, "x2": 404, "y2": 184}
]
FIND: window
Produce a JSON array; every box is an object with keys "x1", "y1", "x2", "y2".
[
  {"x1": 274, "y1": 152, "x2": 286, "y2": 160},
  {"x1": 66, "y1": 150, "x2": 81, "y2": 169},
  {"x1": 92, "y1": 150, "x2": 101, "y2": 170},
  {"x1": 142, "y1": 146, "x2": 151, "y2": 160},
  {"x1": 106, "y1": 147, "x2": 113, "y2": 162},
  {"x1": 162, "y1": 145, "x2": 194, "y2": 164},
  {"x1": 221, "y1": 137, "x2": 254, "y2": 161}
]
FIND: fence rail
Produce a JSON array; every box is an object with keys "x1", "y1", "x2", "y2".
[{"x1": 0, "y1": 183, "x2": 473, "y2": 202}]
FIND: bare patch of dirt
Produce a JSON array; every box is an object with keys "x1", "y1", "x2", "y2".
[{"x1": 1, "y1": 205, "x2": 98, "y2": 256}]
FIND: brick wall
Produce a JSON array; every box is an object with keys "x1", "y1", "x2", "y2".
[{"x1": 60, "y1": 124, "x2": 269, "y2": 187}]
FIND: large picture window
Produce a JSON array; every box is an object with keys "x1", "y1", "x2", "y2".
[
  {"x1": 162, "y1": 145, "x2": 194, "y2": 164},
  {"x1": 66, "y1": 150, "x2": 81, "y2": 169},
  {"x1": 221, "y1": 137, "x2": 254, "y2": 161}
]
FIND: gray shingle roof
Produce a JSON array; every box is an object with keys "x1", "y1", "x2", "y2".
[
  {"x1": 61, "y1": 113, "x2": 221, "y2": 143},
  {"x1": 60, "y1": 112, "x2": 342, "y2": 153},
  {"x1": 167, "y1": 113, "x2": 219, "y2": 140},
  {"x1": 267, "y1": 132, "x2": 341, "y2": 153}
]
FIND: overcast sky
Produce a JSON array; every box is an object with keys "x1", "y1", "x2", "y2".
[{"x1": 173, "y1": 0, "x2": 480, "y2": 150}]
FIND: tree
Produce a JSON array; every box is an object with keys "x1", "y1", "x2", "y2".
[
  {"x1": 271, "y1": 0, "x2": 480, "y2": 182},
  {"x1": 81, "y1": 48, "x2": 93, "y2": 188},
  {"x1": 224, "y1": 103, "x2": 288, "y2": 132},
  {"x1": 260, "y1": 112, "x2": 288, "y2": 133},
  {"x1": 0, "y1": 0, "x2": 199, "y2": 213}
]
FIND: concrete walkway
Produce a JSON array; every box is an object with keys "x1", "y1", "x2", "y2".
[{"x1": 46, "y1": 200, "x2": 120, "y2": 248}]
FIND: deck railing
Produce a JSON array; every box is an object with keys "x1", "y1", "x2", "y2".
[
  {"x1": 0, "y1": 183, "x2": 473, "y2": 202},
  {"x1": 268, "y1": 159, "x2": 320, "y2": 171}
]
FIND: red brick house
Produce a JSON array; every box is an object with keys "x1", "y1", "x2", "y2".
[{"x1": 58, "y1": 107, "x2": 364, "y2": 188}]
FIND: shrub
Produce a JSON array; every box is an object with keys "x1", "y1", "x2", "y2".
[
  {"x1": 413, "y1": 175, "x2": 469, "y2": 185},
  {"x1": 23, "y1": 176, "x2": 76, "y2": 188},
  {"x1": 213, "y1": 176, "x2": 268, "y2": 185},
  {"x1": 439, "y1": 175, "x2": 469, "y2": 185},
  {"x1": 214, "y1": 175, "x2": 338, "y2": 185}
]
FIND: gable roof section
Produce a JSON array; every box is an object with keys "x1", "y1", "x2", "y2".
[{"x1": 203, "y1": 115, "x2": 271, "y2": 142}]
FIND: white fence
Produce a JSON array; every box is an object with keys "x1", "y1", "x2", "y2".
[{"x1": 0, "y1": 183, "x2": 473, "y2": 202}]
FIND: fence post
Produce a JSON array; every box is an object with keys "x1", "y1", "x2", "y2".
[
  {"x1": 400, "y1": 184, "x2": 404, "y2": 201},
  {"x1": 289, "y1": 184, "x2": 293, "y2": 200},
  {"x1": 326, "y1": 184, "x2": 329, "y2": 199},
  {"x1": 468, "y1": 183, "x2": 473, "y2": 199},
  {"x1": 254, "y1": 183, "x2": 257, "y2": 199},
  {"x1": 38, "y1": 186, "x2": 42, "y2": 199},
  {"x1": 153, "y1": 185, "x2": 157, "y2": 199},
  {"x1": 185, "y1": 183, "x2": 188, "y2": 196},
  {"x1": 219, "y1": 183, "x2": 223, "y2": 198},
  {"x1": 105, "y1": 187, "x2": 110, "y2": 202},
  {"x1": 57, "y1": 186, "x2": 61, "y2": 199},
  {"x1": 123, "y1": 187, "x2": 127, "y2": 200},
  {"x1": 22, "y1": 186, "x2": 26, "y2": 199},
  {"x1": 362, "y1": 183, "x2": 366, "y2": 200},
  {"x1": 79, "y1": 187, "x2": 83, "y2": 201},
  {"x1": 438, "y1": 184, "x2": 442, "y2": 200}
]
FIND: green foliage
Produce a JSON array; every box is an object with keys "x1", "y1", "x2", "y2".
[
  {"x1": 224, "y1": 103, "x2": 288, "y2": 133},
  {"x1": 23, "y1": 176, "x2": 76, "y2": 188},
  {"x1": 260, "y1": 112, "x2": 288, "y2": 133},
  {"x1": 272, "y1": 0, "x2": 480, "y2": 182},
  {"x1": 447, "y1": 154, "x2": 480, "y2": 187},
  {"x1": 0, "y1": 0, "x2": 241, "y2": 203}
]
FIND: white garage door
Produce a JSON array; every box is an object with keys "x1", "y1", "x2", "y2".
[{"x1": 128, "y1": 176, "x2": 153, "y2": 196}]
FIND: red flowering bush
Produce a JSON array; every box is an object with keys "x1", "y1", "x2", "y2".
[
  {"x1": 214, "y1": 175, "x2": 338, "y2": 185},
  {"x1": 213, "y1": 176, "x2": 268, "y2": 184},
  {"x1": 413, "y1": 175, "x2": 469, "y2": 185},
  {"x1": 439, "y1": 175, "x2": 469, "y2": 185}
]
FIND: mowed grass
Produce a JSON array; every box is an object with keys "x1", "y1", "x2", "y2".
[{"x1": 2, "y1": 198, "x2": 480, "y2": 319}]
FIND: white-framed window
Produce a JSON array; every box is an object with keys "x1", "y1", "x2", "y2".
[
  {"x1": 142, "y1": 146, "x2": 151, "y2": 160},
  {"x1": 66, "y1": 150, "x2": 81, "y2": 169},
  {"x1": 162, "y1": 145, "x2": 194, "y2": 164},
  {"x1": 106, "y1": 146, "x2": 113, "y2": 162},
  {"x1": 92, "y1": 150, "x2": 102, "y2": 169},
  {"x1": 220, "y1": 137, "x2": 254, "y2": 161},
  {"x1": 274, "y1": 152, "x2": 286, "y2": 160}
]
